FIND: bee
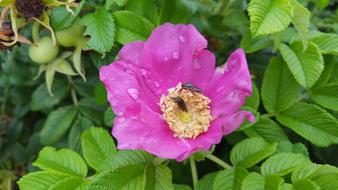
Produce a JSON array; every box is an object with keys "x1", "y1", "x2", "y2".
[
  {"x1": 182, "y1": 83, "x2": 202, "y2": 93},
  {"x1": 170, "y1": 96, "x2": 188, "y2": 112}
]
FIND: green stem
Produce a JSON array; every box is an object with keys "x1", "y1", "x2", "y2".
[
  {"x1": 32, "y1": 22, "x2": 40, "y2": 43},
  {"x1": 190, "y1": 157, "x2": 198, "y2": 190},
  {"x1": 67, "y1": 76, "x2": 79, "y2": 106},
  {"x1": 205, "y1": 154, "x2": 232, "y2": 169}
]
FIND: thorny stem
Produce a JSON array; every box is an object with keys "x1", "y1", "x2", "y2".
[
  {"x1": 205, "y1": 154, "x2": 233, "y2": 170},
  {"x1": 190, "y1": 157, "x2": 198, "y2": 190},
  {"x1": 67, "y1": 76, "x2": 79, "y2": 106}
]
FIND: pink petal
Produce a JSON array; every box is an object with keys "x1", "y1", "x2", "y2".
[
  {"x1": 113, "y1": 102, "x2": 224, "y2": 161},
  {"x1": 214, "y1": 111, "x2": 255, "y2": 135},
  {"x1": 118, "y1": 41, "x2": 145, "y2": 65},
  {"x1": 205, "y1": 49, "x2": 252, "y2": 118},
  {"x1": 141, "y1": 23, "x2": 209, "y2": 91}
]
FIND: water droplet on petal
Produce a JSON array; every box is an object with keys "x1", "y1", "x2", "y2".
[
  {"x1": 172, "y1": 51, "x2": 180, "y2": 59},
  {"x1": 140, "y1": 69, "x2": 148, "y2": 76},
  {"x1": 154, "y1": 81, "x2": 160, "y2": 88},
  {"x1": 164, "y1": 56, "x2": 169, "y2": 62},
  {"x1": 127, "y1": 88, "x2": 139, "y2": 100},
  {"x1": 193, "y1": 60, "x2": 202, "y2": 70},
  {"x1": 178, "y1": 35, "x2": 186, "y2": 43},
  {"x1": 118, "y1": 112, "x2": 124, "y2": 116}
]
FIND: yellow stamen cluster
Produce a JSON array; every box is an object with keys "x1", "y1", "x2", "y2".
[{"x1": 160, "y1": 83, "x2": 212, "y2": 139}]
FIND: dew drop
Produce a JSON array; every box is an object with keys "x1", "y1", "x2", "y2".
[
  {"x1": 172, "y1": 51, "x2": 180, "y2": 59},
  {"x1": 164, "y1": 56, "x2": 169, "y2": 62},
  {"x1": 178, "y1": 35, "x2": 186, "y2": 43},
  {"x1": 154, "y1": 81, "x2": 160, "y2": 88},
  {"x1": 127, "y1": 88, "x2": 139, "y2": 100}
]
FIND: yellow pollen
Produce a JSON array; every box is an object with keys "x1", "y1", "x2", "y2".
[{"x1": 160, "y1": 83, "x2": 212, "y2": 139}]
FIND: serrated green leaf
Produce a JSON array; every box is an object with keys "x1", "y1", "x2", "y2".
[
  {"x1": 279, "y1": 41, "x2": 324, "y2": 88},
  {"x1": 248, "y1": 0, "x2": 293, "y2": 37},
  {"x1": 81, "y1": 127, "x2": 117, "y2": 172},
  {"x1": 40, "y1": 106, "x2": 77, "y2": 145},
  {"x1": 276, "y1": 102, "x2": 338, "y2": 146},
  {"x1": 277, "y1": 141, "x2": 309, "y2": 157},
  {"x1": 313, "y1": 174, "x2": 338, "y2": 190},
  {"x1": 262, "y1": 57, "x2": 299, "y2": 113},
  {"x1": 88, "y1": 164, "x2": 146, "y2": 190},
  {"x1": 110, "y1": 150, "x2": 154, "y2": 170},
  {"x1": 292, "y1": 163, "x2": 338, "y2": 182},
  {"x1": 244, "y1": 118, "x2": 288, "y2": 143},
  {"x1": 260, "y1": 153, "x2": 311, "y2": 176},
  {"x1": 17, "y1": 171, "x2": 67, "y2": 190},
  {"x1": 174, "y1": 184, "x2": 192, "y2": 190},
  {"x1": 230, "y1": 138, "x2": 277, "y2": 168},
  {"x1": 242, "y1": 172, "x2": 284, "y2": 190},
  {"x1": 311, "y1": 83, "x2": 338, "y2": 111},
  {"x1": 104, "y1": 107, "x2": 115, "y2": 127},
  {"x1": 33, "y1": 147, "x2": 87, "y2": 177},
  {"x1": 293, "y1": 179, "x2": 320, "y2": 190},
  {"x1": 313, "y1": 57, "x2": 337, "y2": 88},
  {"x1": 68, "y1": 116, "x2": 93, "y2": 152},
  {"x1": 49, "y1": 177, "x2": 87, "y2": 190},
  {"x1": 213, "y1": 167, "x2": 248, "y2": 190},
  {"x1": 125, "y1": 0, "x2": 159, "y2": 26},
  {"x1": 144, "y1": 164, "x2": 174, "y2": 190},
  {"x1": 290, "y1": 0, "x2": 310, "y2": 50},
  {"x1": 81, "y1": 8, "x2": 115, "y2": 53},
  {"x1": 311, "y1": 33, "x2": 338, "y2": 55},
  {"x1": 113, "y1": 10, "x2": 155, "y2": 45}
]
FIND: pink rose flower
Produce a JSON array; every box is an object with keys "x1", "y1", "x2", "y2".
[{"x1": 100, "y1": 23, "x2": 254, "y2": 161}]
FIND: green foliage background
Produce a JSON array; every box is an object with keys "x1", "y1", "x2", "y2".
[{"x1": 0, "y1": 0, "x2": 338, "y2": 189}]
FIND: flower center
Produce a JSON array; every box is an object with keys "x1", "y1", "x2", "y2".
[{"x1": 160, "y1": 83, "x2": 212, "y2": 139}]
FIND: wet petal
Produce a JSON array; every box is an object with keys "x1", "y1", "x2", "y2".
[
  {"x1": 205, "y1": 49, "x2": 252, "y2": 118},
  {"x1": 214, "y1": 110, "x2": 255, "y2": 135}
]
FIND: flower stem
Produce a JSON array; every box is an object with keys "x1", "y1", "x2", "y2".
[
  {"x1": 189, "y1": 157, "x2": 198, "y2": 190},
  {"x1": 205, "y1": 154, "x2": 232, "y2": 169},
  {"x1": 67, "y1": 76, "x2": 78, "y2": 106},
  {"x1": 32, "y1": 22, "x2": 40, "y2": 43}
]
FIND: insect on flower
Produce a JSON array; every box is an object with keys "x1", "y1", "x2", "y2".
[{"x1": 100, "y1": 23, "x2": 254, "y2": 161}]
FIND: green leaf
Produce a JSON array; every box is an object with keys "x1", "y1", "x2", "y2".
[
  {"x1": 159, "y1": 0, "x2": 190, "y2": 24},
  {"x1": 242, "y1": 173, "x2": 284, "y2": 190},
  {"x1": 313, "y1": 174, "x2": 338, "y2": 190},
  {"x1": 40, "y1": 106, "x2": 77, "y2": 145},
  {"x1": 292, "y1": 163, "x2": 338, "y2": 182},
  {"x1": 68, "y1": 116, "x2": 93, "y2": 152},
  {"x1": 248, "y1": 0, "x2": 293, "y2": 37},
  {"x1": 279, "y1": 41, "x2": 324, "y2": 88},
  {"x1": 144, "y1": 164, "x2": 174, "y2": 190},
  {"x1": 30, "y1": 78, "x2": 69, "y2": 111},
  {"x1": 106, "y1": 0, "x2": 128, "y2": 7},
  {"x1": 88, "y1": 164, "x2": 146, "y2": 190},
  {"x1": 230, "y1": 137, "x2": 277, "y2": 168},
  {"x1": 213, "y1": 167, "x2": 248, "y2": 190},
  {"x1": 196, "y1": 172, "x2": 217, "y2": 190},
  {"x1": 243, "y1": 118, "x2": 288, "y2": 143},
  {"x1": 125, "y1": 0, "x2": 159, "y2": 25},
  {"x1": 290, "y1": 0, "x2": 310, "y2": 50},
  {"x1": 51, "y1": 1, "x2": 85, "y2": 32},
  {"x1": 262, "y1": 57, "x2": 299, "y2": 113},
  {"x1": 277, "y1": 141, "x2": 309, "y2": 157},
  {"x1": 113, "y1": 10, "x2": 155, "y2": 45},
  {"x1": 110, "y1": 150, "x2": 154, "y2": 170},
  {"x1": 17, "y1": 171, "x2": 67, "y2": 190},
  {"x1": 81, "y1": 127, "x2": 117, "y2": 172},
  {"x1": 293, "y1": 179, "x2": 320, "y2": 190},
  {"x1": 81, "y1": 8, "x2": 115, "y2": 54},
  {"x1": 313, "y1": 57, "x2": 337, "y2": 88},
  {"x1": 311, "y1": 83, "x2": 338, "y2": 111},
  {"x1": 260, "y1": 153, "x2": 311, "y2": 176},
  {"x1": 174, "y1": 184, "x2": 192, "y2": 190},
  {"x1": 276, "y1": 102, "x2": 338, "y2": 146},
  {"x1": 104, "y1": 107, "x2": 115, "y2": 127},
  {"x1": 311, "y1": 33, "x2": 338, "y2": 55},
  {"x1": 244, "y1": 82, "x2": 260, "y2": 110},
  {"x1": 94, "y1": 83, "x2": 107, "y2": 105},
  {"x1": 33, "y1": 147, "x2": 87, "y2": 177},
  {"x1": 240, "y1": 32, "x2": 273, "y2": 53},
  {"x1": 49, "y1": 177, "x2": 87, "y2": 190}
]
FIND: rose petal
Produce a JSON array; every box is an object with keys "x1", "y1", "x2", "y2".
[
  {"x1": 214, "y1": 111, "x2": 255, "y2": 135},
  {"x1": 205, "y1": 49, "x2": 252, "y2": 118}
]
